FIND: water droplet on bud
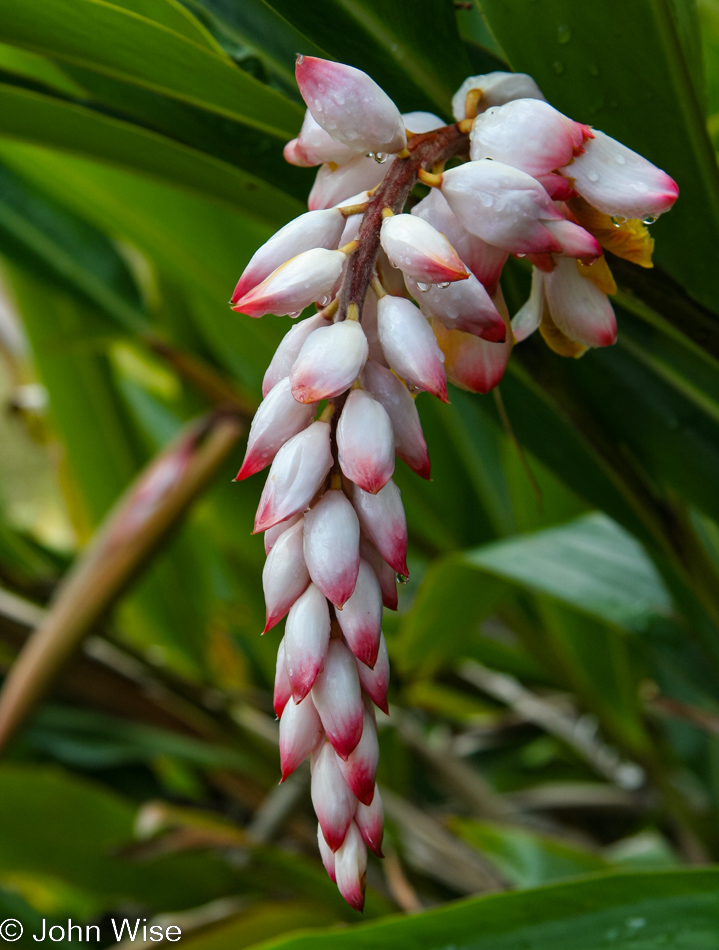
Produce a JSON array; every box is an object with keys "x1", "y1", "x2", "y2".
[
  {"x1": 288, "y1": 310, "x2": 302, "y2": 318},
  {"x1": 516, "y1": 253, "x2": 526, "y2": 259},
  {"x1": 437, "y1": 281, "x2": 451, "y2": 289},
  {"x1": 396, "y1": 573, "x2": 409, "y2": 585},
  {"x1": 587, "y1": 170, "x2": 599, "y2": 182},
  {"x1": 367, "y1": 151, "x2": 375, "y2": 160},
  {"x1": 374, "y1": 152, "x2": 388, "y2": 164},
  {"x1": 642, "y1": 214, "x2": 658, "y2": 225},
  {"x1": 611, "y1": 216, "x2": 627, "y2": 228},
  {"x1": 416, "y1": 282, "x2": 430, "y2": 292},
  {"x1": 318, "y1": 295, "x2": 332, "y2": 307}
]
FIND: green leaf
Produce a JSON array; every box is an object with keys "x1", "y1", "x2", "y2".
[
  {"x1": 262, "y1": 0, "x2": 471, "y2": 114},
  {"x1": 0, "y1": 84, "x2": 302, "y2": 224},
  {"x1": 452, "y1": 817, "x2": 608, "y2": 888},
  {"x1": 107, "y1": 0, "x2": 227, "y2": 53},
  {"x1": 463, "y1": 513, "x2": 674, "y2": 634},
  {"x1": 0, "y1": 0, "x2": 303, "y2": 135},
  {"x1": 249, "y1": 869, "x2": 719, "y2": 950},
  {"x1": 477, "y1": 0, "x2": 719, "y2": 312}
]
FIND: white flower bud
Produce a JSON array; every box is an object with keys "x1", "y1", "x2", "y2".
[
  {"x1": 357, "y1": 632, "x2": 390, "y2": 715},
  {"x1": 544, "y1": 257, "x2": 617, "y2": 347},
  {"x1": 263, "y1": 313, "x2": 331, "y2": 397},
  {"x1": 303, "y1": 490, "x2": 360, "y2": 608},
  {"x1": 352, "y1": 479, "x2": 408, "y2": 577},
  {"x1": 361, "y1": 360, "x2": 430, "y2": 481},
  {"x1": 284, "y1": 583, "x2": 331, "y2": 702},
  {"x1": 231, "y1": 209, "x2": 345, "y2": 303},
  {"x1": 377, "y1": 295, "x2": 447, "y2": 402},
  {"x1": 405, "y1": 272, "x2": 506, "y2": 342},
  {"x1": 262, "y1": 518, "x2": 310, "y2": 632},
  {"x1": 264, "y1": 513, "x2": 302, "y2": 556},
  {"x1": 380, "y1": 213, "x2": 468, "y2": 285},
  {"x1": 311, "y1": 740, "x2": 356, "y2": 852},
  {"x1": 334, "y1": 821, "x2": 368, "y2": 912},
  {"x1": 337, "y1": 389, "x2": 395, "y2": 494},
  {"x1": 254, "y1": 421, "x2": 333, "y2": 533},
  {"x1": 290, "y1": 320, "x2": 369, "y2": 403},
  {"x1": 355, "y1": 786, "x2": 384, "y2": 856},
  {"x1": 279, "y1": 694, "x2": 324, "y2": 781},
  {"x1": 273, "y1": 637, "x2": 291, "y2": 718},
  {"x1": 296, "y1": 55, "x2": 407, "y2": 155},
  {"x1": 317, "y1": 824, "x2": 337, "y2": 882},
  {"x1": 336, "y1": 558, "x2": 383, "y2": 668},
  {"x1": 432, "y1": 317, "x2": 512, "y2": 394},
  {"x1": 285, "y1": 109, "x2": 358, "y2": 167},
  {"x1": 311, "y1": 640, "x2": 364, "y2": 759},
  {"x1": 236, "y1": 377, "x2": 317, "y2": 481},
  {"x1": 451, "y1": 71, "x2": 545, "y2": 122},
  {"x1": 309, "y1": 155, "x2": 391, "y2": 211},
  {"x1": 338, "y1": 705, "x2": 379, "y2": 805},
  {"x1": 401, "y1": 111, "x2": 445, "y2": 134},
  {"x1": 360, "y1": 537, "x2": 398, "y2": 611},
  {"x1": 232, "y1": 248, "x2": 345, "y2": 318}
]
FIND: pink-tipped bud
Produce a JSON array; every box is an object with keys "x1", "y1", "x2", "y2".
[
  {"x1": 511, "y1": 266, "x2": 545, "y2": 343},
  {"x1": 355, "y1": 786, "x2": 384, "y2": 856},
  {"x1": 264, "y1": 513, "x2": 302, "y2": 556},
  {"x1": 284, "y1": 583, "x2": 331, "y2": 702},
  {"x1": 296, "y1": 55, "x2": 406, "y2": 155},
  {"x1": 442, "y1": 160, "x2": 569, "y2": 256},
  {"x1": 279, "y1": 693, "x2": 325, "y2": 781},
  {"x1": 406, "y1": 273, "x2": 506, "y2": 342},
  {"x1": 337, "y1": 390, "x2": 395, "y2": 494},
  {"x1": 334, "y1": 821, "x2": 368, "y2": 912},
  {"x1": 273, "y1": 637, "x2": 291, "y2": 719},
  {"x1": 290, "y1": 320, "x2": 369, "y2": 403},
  {"x1": 336, "y1": 559, "x2": 383, "y2": 667},
  {"x1": 288, "y1": 109, "x2": 358, "y2": 167},
  {"x1": 338, "y1": 706, "x2": 379, "y2": 805},
  {"x1": 560, "y1": 129, "x2": 679, "y2": 220},
  {"x1": 263, "y1": 313, "x2": 331, "y2": 398},
  {"x1": 311, "y1": 740, "x2": 357, "y2": 852},
  {"x1": 253, "y1": 421, "x2": 333, "y2": 533},
  {"x1": 432, "y1": 317, "x2": 512, "y2": 394},
  {"x1": 232, "y1": 248, "x2": 345, "y2": 318},
  {"x1": 303, "y1": 490, "x2": 360, "y2": 607},
  {"x1": 544, "y1": 256, "x2": 617, "y2": 347},
  {"x1": 380, "y1": 214, "x2": 468, "y2": 285},
  {"x1": 361, "y1": 361, "x2": 431, "y2": 480},
  {"x1": 309, "y1": 157, "x2": 391, "y2": 211},
  {"x1": 470, "y1": 98, "x2": 592, "y2": 178},
  {"x1": 317, "y1": 823, "x2": 337, "y2": 882},
  {"x1": 360, "y1": 537, "x2": 399, "y2": 611},
  {"x1": 357, "y1": 633, "x2": 390, "y2": 715},
  {"x1": 352, "y1": 480, "x2": 408, "y2": 577},
  {"x1": 311, "y1": 639, "x2": 364, "y2": 759},
  {"x1": 377, "y1": 295, "x2": 447, "y2": 402},
  {"x1": 262, "y1": 518, "x2": 310, "y2": 632},
  {"x1": 452, "y1": 72, "x2": 545, "y2": 122},
  {"x1": 236, "y1": 378, "x2": 317, "y2": 481},
  {"x1": 537, "y1": 173, "x2": 577, "y2": 201},
  {"x1": 231, "y1": 209, "x2": 346, "y2": 303},
  {"x1": 542, "y1": 217, "x2": 602, "y2": 262},
  {"x1": 412, "y1": 188, "x2": 508, "y2": 295}
]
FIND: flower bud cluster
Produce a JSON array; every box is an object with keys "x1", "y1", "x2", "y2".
[{"x1": 229, "y1": 55, "x2": 678, "y2": 909}]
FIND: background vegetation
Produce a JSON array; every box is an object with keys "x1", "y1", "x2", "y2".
[{"x1": 0, "y1": 0, "x2": 719, "y2": 946}]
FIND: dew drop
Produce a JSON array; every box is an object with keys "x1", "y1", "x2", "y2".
[
  {"x1": 610, "y1": 215, "x2": 626, "y2": 228},
  {"x1": 288, "y1": 310, "x2": 302, "y2": 318},
  {"x1": 587, "y1": 169, "x2": 600, "y2": 182},
  {"x1": 318, "y1": 295, "x2": 332, "y2": 307},
  {"x1": 374, "y1": 152, "x2": 389, "y2": 164},
  {"x1": 557, "y1": 23, "x2": 571, "y2": 43},
  {"x1": 396, "y1": 573, "x2": 409, "y2": 585},
  {"x1": 437, "y1": 281, "x2": 451, "y2": 289},
  {"x1": 416, "y1": 282, "x2": 430, "y2": 292},
  {"x1": 642, "y1": 214, "x2": 659, "y2": 225},
  {"x1": 615, "y1": 153, "x2": 626, "y2": 165},
  {"x1": 367, "y1": 151, "x2": 375, "y2": 160},
  {"x1": 516, "y1": 253, "x2": 526, "y2": 258},
  {"x1": 552, "y1": 60, "x2": 565, "y2": 75}
]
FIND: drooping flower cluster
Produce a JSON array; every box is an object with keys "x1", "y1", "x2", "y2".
[{"x1": 230, "y1": 56, "x2": 678, "y2": 909}]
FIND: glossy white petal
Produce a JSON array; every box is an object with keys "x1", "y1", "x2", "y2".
[
  {"x1": 402, "y1": 111, "x2": 445, "y2": 134},
  {"x1": 361, "y1": 360, "x2": 430, "y2": 480},
  {"x1": 338, "y1": 706, "x2": 379, "y2": 805},
  {"x1": 406, "y1": 272, "x2": 506, "y2": 342},
  {"x1": 263, "y1": 313, "x2": 331, "y2": 398},
  {"x1": 285, "y1": 109, "x2": 358, "y2": 166},
  {"x1": 284, "y1": 583, "x2": 331, "y2": 702},
  {"x1": 262, "y1": 518, "x2": 310, "y2": 632},
  {"x1": 233, "y1": 248, "x2": 345, "y2": 318},
  {"x1": 309, "y1": 156, "x2": 391, "y2": 211},
  {"x1": 311, "y1": 740, "x2": 356, "y2": 851},
  {"x1": 335, "y1": 821, "x2": 368, "y2": 912},
  {"x1": 311, "y1": 639, "x2": 364, "y2": 759},
  {"x1": 511, "y1": 267, "x2": 545, "y2": 343},
  {"x1": 317, "y1": 823, "x2": 337, "y2": 882},
  {"x1": 264, "y1": 512, "x2": 302, "y2": 556},
  {"x1": 236, "y1": 377, "x2": 317, "y2": 481},
  {"x1": 561, "y1": 129, "x2": 679, "y2": 220},
  {"x1": 357, "y1": 632, "x2": 390, "y2": 714},
  {"x1": 279, "y1": 694, "x2": 324, "y2": 780},
  {"x1": 253, "y1": 421, "x2": 333, "y2": 533},
  {"x1": 337, "y1": 389, "x2": 395, "y2": 494},
  {"x1": 290, "y1": 320, "x2": 369, "y2": 403},
  {"x1": 336, "y1": 558, "x2": 383, "y2": 668},
  {"x1": 544, "y1": 257, "x2": 617, "y2": 347},
  {"x1": 470, "y1": 98, "x2": 591, "y2": 177},
  {"x1": 355, "y1": 786, "x2": 384, "y2": 856},
  {"x1": 452, "y1": 71, "x2": 545, "y2": 121},
  {"x1": 380, "y1": 213, "x2": 467, "y2": 284},
  {"x1": 304, "y1": 490, "x2": 360, "y2": 607},
  {"x1": 231, "y1": 209, "x2": 345, "y2": 303},
  {"x1": 352, "y1": 479, "x2": 408, "y2": 577},
  {"x1": 377, "y1": 295, "x2": 448, "y2": 401},
  {"x1": 296, "y1": 55, "x2": 406, "y2": 154}
]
